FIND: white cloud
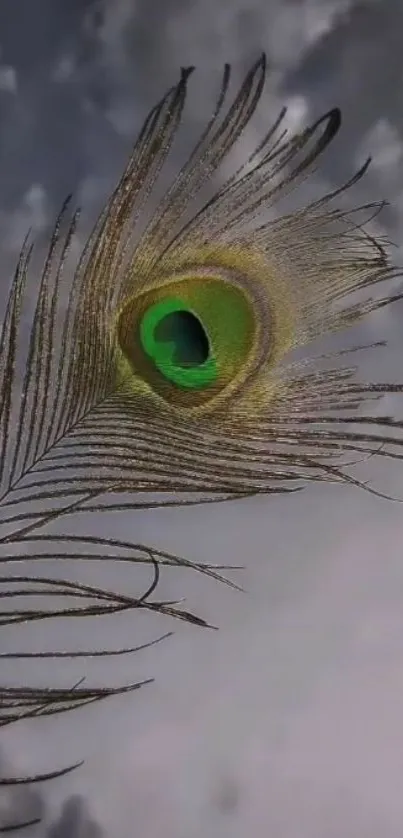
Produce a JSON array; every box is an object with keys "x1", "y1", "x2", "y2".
[
  {"x1": 0, "y1": 183, "x2": 48, "y2": 252},
  {"x1": 96, "y1": 0, "x2": 370, "y2": 78},
  {"x1": 357, "y1": 118, "x2": 403, "y2": 177},
  {"x1": 0, "y1": 65, "x2": 17, "y2": 94},
  {"x1": 52, "y1": 54, "x2": 76, "y2": 83}
]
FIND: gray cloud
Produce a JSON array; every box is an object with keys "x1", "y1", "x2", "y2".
[
  {"x1": 46, "y1": 796, "x2": 104, "y2": 838},
  {"x1": 0, "y1": 750, "x2": 104, "y2": 836},
  {"x1": 0, "y1": 749, "x2": 45, "y2": 832}
]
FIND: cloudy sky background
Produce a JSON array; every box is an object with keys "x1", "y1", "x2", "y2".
[{"x1": 2, "y1": 0, "x2": 403, "y2": 835}]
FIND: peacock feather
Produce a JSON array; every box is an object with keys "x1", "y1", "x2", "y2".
[{"x1": 1, "y1": 54, "x2": 403, "y2": 831}]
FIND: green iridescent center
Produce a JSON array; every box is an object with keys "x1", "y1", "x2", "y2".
[{"x1": 139, "y1": 297, "x2": 218, "y2": 389}]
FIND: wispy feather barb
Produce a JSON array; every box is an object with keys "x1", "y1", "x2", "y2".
[{"x1": 1, "y1": 54, "x2": 403, "y2": 830}]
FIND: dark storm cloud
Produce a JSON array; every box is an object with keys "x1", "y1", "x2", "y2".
[
  {"x1": 0, "y1": 0, "x2": 124, "y2": 211},
  {"x1": 282, "y1": 0, "x2": 403, "y2": 224},
  {"x1": 285, "y1": 0, "x2": 403, "y2": 134}
]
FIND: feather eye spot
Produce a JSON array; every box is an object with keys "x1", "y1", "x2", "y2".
[{"x1": 117, "y1": 269, "x2": 258, "y2": 409}]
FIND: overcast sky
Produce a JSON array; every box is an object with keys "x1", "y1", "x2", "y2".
[{"x1": 2, "y1": 0, "x2": 403, "y2": 836}]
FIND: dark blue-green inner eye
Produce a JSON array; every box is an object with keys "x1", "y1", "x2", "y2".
[{"x1": 154, "y1": 310, "x2": 210, "y2": 368}]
